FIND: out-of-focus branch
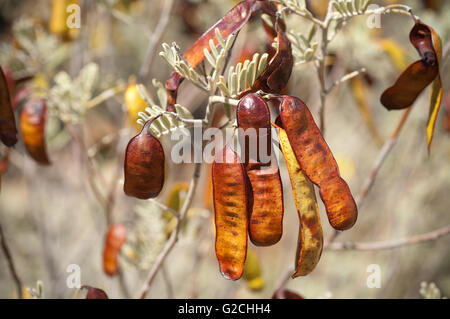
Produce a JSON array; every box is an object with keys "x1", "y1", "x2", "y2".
[
  {"x1": 326, "y1": 225, "x2": 450, "y2": 251},
  {"x1": 139, "y1": 162, "x2": 201, "y2": 299},
  {"x1": 139, "y1": 0, "x2": 175, "y2": 82},
  {"x1": 326, "y1": 107, "x2": 412, "y2": 244},
  {"x1": 0, "y1": 222, "x2": 23, "y2": 298}
]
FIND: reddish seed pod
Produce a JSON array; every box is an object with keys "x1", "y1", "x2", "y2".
[
  {"x1": 20, "y1": 98, "x2": 50, "y2": 165},
  {"x1": 279, "y1": 95, "x2": 357, "y2": 231},
  {"x1": 82, "y1": 285, "x2": 109, "y2": 299},
  {"x1": 123, "y1": 119, "x2": 165, "y2": 199},
  {"x1": 103, "y1": 224, "x2": 127, "y2": 276},
  {"x1": 0, "y1": 67, "x2": 18, "y2": 147},
  {"x1": 236, "y1": 93, "x2": 283, "y2": 246},
  {"x1": 212, "y1": 144, "x2": 249, "y2": 280}
]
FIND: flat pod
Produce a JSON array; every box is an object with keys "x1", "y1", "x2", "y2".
[
  {"x1": 20, "y1": 98, "x2": 50, "y2": 165},
  {"x1": 0, "y1": 67, "x2": 18, "y2": 147},
  {"x1": 212, "y1": 144, "x2": 248, "y2": 280},
  {"x1": 103, "y1": 224, "x2": 127, "y2": 276},
  {"x1": 278, "y1": 127, "x2": 323, "y2": 277},
  {"x1": 278, "y1": 95, "x2": 357, "y2": 231},
  {"x1": 123, "y1": 119, "x2": 165, "y2": 199}
]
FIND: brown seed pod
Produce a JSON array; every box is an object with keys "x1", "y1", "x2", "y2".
[
  {"x1": 103, "y1": 224, "x2": 127, "y2": 277},
  {"x1": 81, "y1": 285, "x2": 109, "y2": 299},
  {"x1": 236, "y1": 93, "x2": 283, "y2": 246},
  {"x1": 212, "y1": 143, "x2": 248, "y2": 280},
  {"x1": 20, "y1": 98, "x2": 50, "y2": 165},
  {"x1": 240, "y1": 19, "x2": 293, "y2": 97},
  {"x1": 123, "y1": 119, "x2": 165, "y2": 199},
  {"x1": 0, "y1": 67, "x2": 18, "y2": 147},
  {"x1": 278, "y1": 95, "x2": 357, "y2": 231},
  {"x1": 381, "y1": 21, "x2": 439, "y2": 110}
]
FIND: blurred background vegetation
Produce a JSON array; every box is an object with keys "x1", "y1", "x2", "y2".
[{"x1": 0, "y1": 0, "x2": 449, "y2": 299}]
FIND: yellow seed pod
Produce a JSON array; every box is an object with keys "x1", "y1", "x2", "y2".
[
  {"x1": 164, "y1": 182, "x2": 190, "y2": 236},
  {"x1": 49, "y1": 0, "x2": 80, "y2": 41},
  {"x1": 124, "y1": 84, "x2": 148, "y2": 132},
  {"x1": 243, "y1": 248, "x2": 264, "y2": 291}
]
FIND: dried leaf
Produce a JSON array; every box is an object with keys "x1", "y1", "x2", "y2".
[{"x1": 0, "y1": 67, "x2": 18, "y2": 147}]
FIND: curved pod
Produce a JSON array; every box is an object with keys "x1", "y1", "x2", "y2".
[
  {"x1": 124, "y1": 119, "x2": 165, "y2": 199},
  {"x1": 278, "y1": 127, "x2": 323, "y2": 277},
  {"x1": 103, "y1": 224, "x2": 127, "y2": 276},
  {"x1": 20, "y1": 99, "x2": 50, "y2": 165},
  {"x1": 279, "y1": 95, "x2": 357, "y2": 231},
  {"x1": 212, "y1": 144, "x2": 248, "y2": 280}
]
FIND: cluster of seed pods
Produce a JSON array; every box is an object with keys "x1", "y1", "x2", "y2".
[{"x1": 212, "y1": 93, "x2": 358, "y2": 280}]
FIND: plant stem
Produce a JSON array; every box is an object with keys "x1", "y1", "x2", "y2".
[
  {"x1": 0, "y1": 221, "x2": 23, "y2": 298},
  {"x1": 326, "y1": 225, "x2": 450, "y2": 251},
  {"x1": 139, "y1": 0, "x2": 175, "y2": 82}
]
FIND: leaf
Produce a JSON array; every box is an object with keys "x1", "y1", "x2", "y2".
[{"x1": 277, "y1": 125, "x2": 323, "y2": 277}]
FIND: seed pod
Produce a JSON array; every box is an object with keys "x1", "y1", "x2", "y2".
[
  {"x1": 0, "y1": 67, "x2": 18, "y2": 147},
  {"x1": 236, "y1": 94, "x2": 283, "y2": 246},
  {"x1": 20, "y1": 99, "x2": 50, "y2": 165},
  {"x1": 124, "y1": 84, "x2": 147, "y2": 131},
  {"x1": 381, "y1": 21, "x2": 439, "y2": 110},
  {"x1": 103, "y1": 224, "x2": 127, "y2": 276},
  {"x1": 278, "y1": 95, "x2": 357, "y2": 231},
  {"x1": 123, "y1": 119, "x2": 165, "y2": 199},
  {"x1": 272, "y1": 289, "x2": 304, "y2": 299},
  {"x1": 82, "y1": 285, "x2": 109, "y2": 299},
  {"x1": 212, "y1": 144, "x2": 248, "y2": 280},
  {"x1": 242, "y1": 248, "x2": 264, "y2": 291},
  {"x1": 240, "y1": 20, "x2": 293, "y2": 97},
  {"x1": 278, "y1": 126, "x2": 323, "y2": 277}
]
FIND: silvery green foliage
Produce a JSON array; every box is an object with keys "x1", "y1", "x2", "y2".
[
  {"x1": 216, "y1": 52, "x2": 268, "y2": 98},
  {"x1": 331, "y1": 0, "x2": 372, "y2": 19},
  {"x1": 47, "y1": 63, "x2": 99, "y2": 123},
  {"x1": 159, "y1": 28, "x2": 236, "y2": 93},
  {"x1": 287, "y1": 24, "x2": 318, "y2": 65},
  {"x1": 276, "y1": 0, "x2": 307, "y2": 12},
  {"x1": 0, "y1": 18, "x2": 68, "y2": 73},
  {"x1": 121, "y1": 201, "x2": 166, "y2": 270},
  {"x1": 135, "y1": 82, "x2": 194, "y2": 138},
  {"x1": 419, "y1": 282, "x2": 447, "y2": 299}
]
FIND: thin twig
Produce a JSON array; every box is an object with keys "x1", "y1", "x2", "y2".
[
  {"x1": 326, "y1": 68, "x2": 366, "y2": 94},
  {"x1": 0, "y1": 222, "x2": 23, "y2": 298},
  {"x1": 326, "y1": 225, "x2": 450, "y2": 251},
  {"x1": 139, "y1": 162, "x2": 202, "y2": 298},
  {"x1": 139, "y1": 0, "x2": 175, "y2": 82},
  {"x1": 325, "y1": 107, "x2": 412, "y2": 245}
]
